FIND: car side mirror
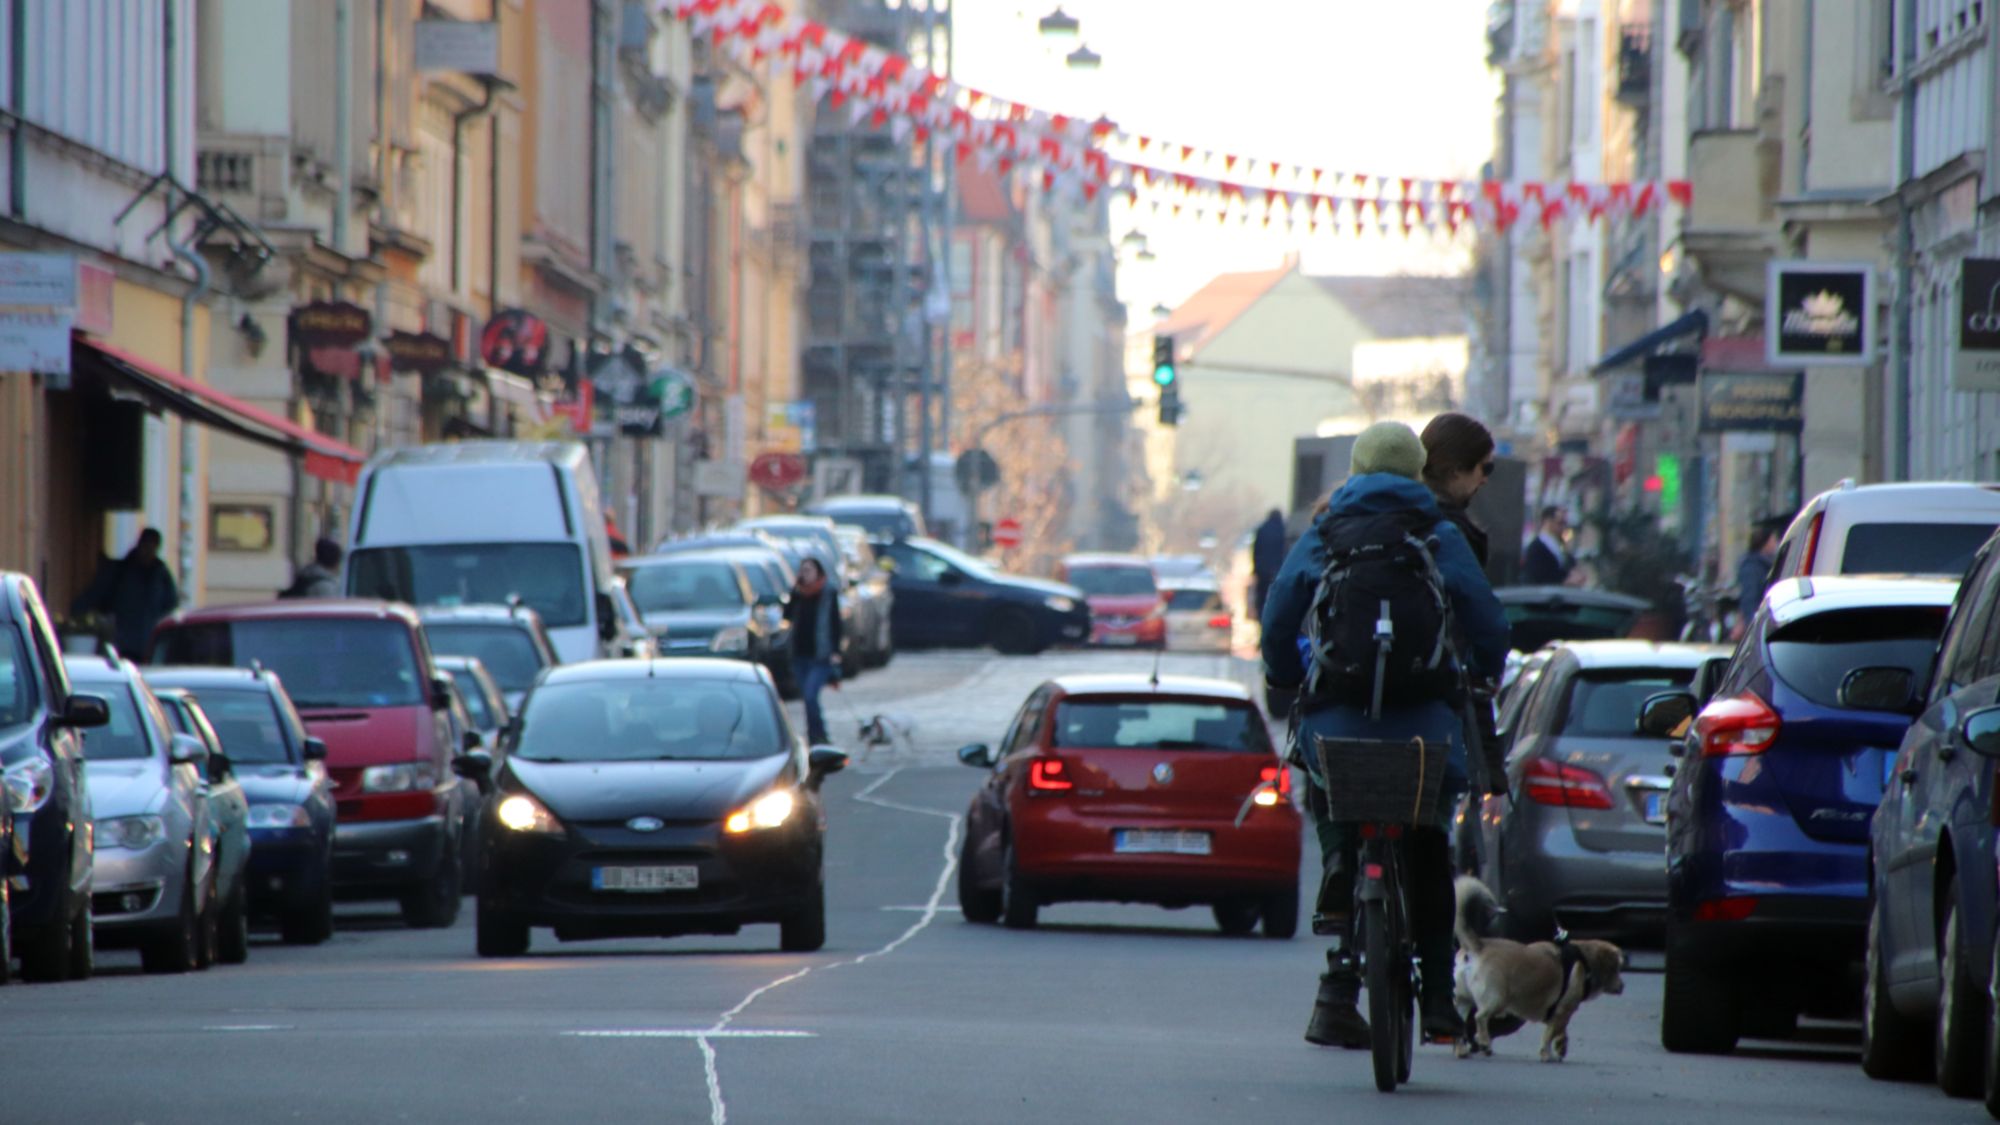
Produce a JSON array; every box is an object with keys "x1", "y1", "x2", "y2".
[
  {"x1": 806, "y1": 745, "x2": 849, "y2": 791},
  {"x1": 451, "y1": 750, "x2": 494, "y2": 794},
  {"x1": 956, "y1": 742, "x2": 995, "y2": 768},
  {"x1": 461, "y1": 730, "x2": 483, "y2": 754},
  {"x1": 169, "y1": 732, "x2": 209, "y2": 767},
  {"x1": 431, "y1": 673, "x2": 454, "y2": 711},
  {"x1": 211, "y1": 751, "x2": 234, "y2": 778},
  {"x1": 1638, "y1": 691, "x2": 1698, "y2": 738},
  {"x1": 301, "y1": 737, "x2": 329, "y2": 762},
  {"x1": 59, "y1": 693, "x2": 111, "y2": 729},
  {"x1": 1963, "y1": 707, "x2": 2000, "y2": 757},
  {"x1": 1837, "y1": 666, "x2": 1919, "y2": 714}
]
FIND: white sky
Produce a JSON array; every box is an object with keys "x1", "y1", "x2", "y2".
[{"x1": 949, "y1": 0, "x2": 1501, "y2": 320}]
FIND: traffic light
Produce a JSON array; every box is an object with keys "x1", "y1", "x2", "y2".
[
  {"x1": 1158, "y1": 384, "x2": 1182, "y2": 426},
  {"x1": 1153, "y1": 335, "x2": 1181, "y2": 426}
]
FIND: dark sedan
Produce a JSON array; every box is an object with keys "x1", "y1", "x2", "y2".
[
  {"x1": 456, "y1": 659, "x2": 847, "y2": 956},
  {"x1": 874, "y1": 538, "x2": 1089, "y2": 655}
]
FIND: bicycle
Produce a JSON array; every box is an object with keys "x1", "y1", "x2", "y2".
[{"x1": 1315, "y1": 733, "x2": 1450, "y2": 1093}]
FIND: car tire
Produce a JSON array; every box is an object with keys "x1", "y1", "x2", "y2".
[
  {"x1": 874, "y1": 628, "x2": 894, "y2": 670},
  {"x1": 1660, "y1": 929, "x2": 1739, "y2": 1054},
  {"x1": 1981, "y1": 937, "x2": 2000, "y2": 1117},
  {"x1": 194, "y1": 873, "x2": 220, "y2": 971},
  {"x1": 1863, "y1": 895, "x2": 1933, "y2": 1081},
  {"x1": 780, "y1": 882, "x2": 827, "y2": 953},
  {"x1": 1213, "y1": 899, "x2": 1260, "y2": 936},
  {"x1": 1938, "y1": 884, "x2": 1987, "y2": 1098},
  {"x1": 141, "y1": 875, "x2": 201, "y2": 975},
  {"x1": 66, "y1": 896, "x2": 93, "y2": 981},
  {"x1": 0, "y1": 878, "x2": 11, "y2": 986},
  {"x1": 400, "y1": 844, "x2": 464, "y2": 929},
  {"x1": 218, "y1": 880, "x2": 251, "y2": 965},
  {"x1": 282, "y1": 860, "x2": 335, "y2": 945},
  {"x1": 1260, "y1": 889, "x2": 1299, "y2": 940},
  {"x1": 989, "y1": 611, "x2": 1041, "y2": 657},
  {"x1": 958, "y1": 835, "x2": 1001, "y2": 924},
  {"x1": 475, "y1": 896, "x2": 530, "y2": 958},
  {"x1": 1000, "y1": 842, "x2": 1038, "y2": 930}
]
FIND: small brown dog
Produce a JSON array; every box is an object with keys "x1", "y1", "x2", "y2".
[{"x1": 1451, "y1": 877, "x2": 1625, "y2": 1062}]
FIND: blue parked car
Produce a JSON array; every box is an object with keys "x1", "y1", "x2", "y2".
[
  {"x1": 1639, "y1": 575, "x2": 1956, "y2": 1055},
  {"x1": 142, "y1": 666, "x2": 337, "y2": 945},
  {"x1": 1866, "y1": 528, "x2": 2000, "y2": 1100}
]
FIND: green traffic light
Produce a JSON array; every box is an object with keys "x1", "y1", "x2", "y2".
[{"x1": 1152, "y1": 363, "x2": 1176, "y2": 387}]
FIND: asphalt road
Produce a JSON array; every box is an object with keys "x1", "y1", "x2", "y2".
[{"x1": 0, "y1": 647, "x2": 1987, "y2": 1124}]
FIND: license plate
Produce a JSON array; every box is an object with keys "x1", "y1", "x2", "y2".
[
  {"x1": 1642, "y1": 792, "x2": 1666, "y2": 824},
  {"x1": 1101, "y1": 633, "x2": 1139, "y2": 645},
  {"x1": 1114, "y1": 829, "x2": 1211, "y2": 855},
  {"x1": 592, "y1": 865, "x2": 698, "y2": 892}
]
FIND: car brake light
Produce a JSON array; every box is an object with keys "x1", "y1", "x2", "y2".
[
  {"x1": 1259, "y1": 764, "x2": 1292, "y2": 796},
  {"x1": 1028, "y1": 757, "x2": 1073, "y2": 792},
  {"x1": 1693, "y1": 896, "x2": 1758, "y2": 922},
  {"x1": 1694, "y1": 693, "x2": 1782, "y2": 757},
  {"x1": 1207, "y1": 613, "x2": 1232, "y2": 629},
  {"x1": 1521, "y1": 758, "x2": 1615, "y2": 810},
  {"x1": 1798, "y1": 511, "x2": 1824, "y2": 573}
]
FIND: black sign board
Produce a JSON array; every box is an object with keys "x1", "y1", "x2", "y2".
[
  {"x1": 1954, "y1": 257, "x2": 2000, "y2": 393},
  {"x1": 1699, "y1": 371, "x2": 1803, "y2": 433},
  {"x1": 385, "y1": 330, "x2": 451, "y2": 375},
  {"x1": 290, "y1": 300, "x2": 372, "y2": 348},
  {"x1": 1767, "y1": 262, "x2": 1872, "y2": 365}
]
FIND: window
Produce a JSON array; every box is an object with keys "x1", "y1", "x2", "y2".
[
  {"x1": 1840, "y1": 523, "x2": 1999, "y2": 576},
  {"x1": 191, "y1": 688, "x2": 296, "y2": 764},
  {"x1": 154, "y1": 619, "x2": 425, "y2": 711},
  {"x1": 0, "y1": 626, "x2": 38, "y2": 729},
  {"x1": 82, "y1": 685, "x2": 157, "y2": 761},
  {"x1": 1557, "y1": 669, "x2": 1697, "y2": 737},
  {"x1": 425, "y1": 624, "x2": 548, "y2": 697},
  {"x1": 1051, "y1": 699, "x2": 1273, "y2": 754},
  {"x1": 457, "y1": 679, "x2": 496, "y2": 731},
  {"x1": 1065, "y1": 566, "x2": 1157, "y2": 597},
  {"x1": 512, "y1": 678, "x2": 782, "y2": 762},
  {"x1": 348, "y1": 542, "x2": 587, "y2": 627},
  {"x1": 1166, "y1": 589, "x2": 1219, "y2": 612},
  {"x1": 1768, "y1": 606, "x2": 1949, "y2": 709},
  {"x1": 626, "y1": 562, "x2": 747, "y2": 613}
]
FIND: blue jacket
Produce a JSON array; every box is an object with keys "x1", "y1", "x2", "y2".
[{"x1": 1259, "y1": 474, "x2": 1511, "y2": 795}]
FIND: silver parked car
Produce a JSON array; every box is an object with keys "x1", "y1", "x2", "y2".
[
  {"x1": 1457, "y1": 640, "x2": 1728, "y2": 940},
  {"x1": 66, "y1": 653, "x2": 251, "y2": 973}
]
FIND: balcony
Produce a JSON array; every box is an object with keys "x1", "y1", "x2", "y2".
[
  {"x1": 1616, "y1": 23, "x2": 1651, "y2": 105},
  {"x1": 1682, "y1": 129, "x2": 1782, "y2": 302},
  {"x1": 196, "y1": 133, "x2": 291, "y2": 223}
]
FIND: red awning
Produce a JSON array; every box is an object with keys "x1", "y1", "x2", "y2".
[{"x1": 75, "y1": 339, "x2": 365, "y2": 484}]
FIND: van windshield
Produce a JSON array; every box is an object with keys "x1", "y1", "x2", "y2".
[
  {"x1": 153, "y1": 619, "x2": 425, "y2": 711},
  {"x1": 349, "y1": 542, "x2": 586, "y2": 627}
]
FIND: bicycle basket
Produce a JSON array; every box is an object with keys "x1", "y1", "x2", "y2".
[{"x1": 1313, "y1": 735, "x2": 1448, "y2": 827}]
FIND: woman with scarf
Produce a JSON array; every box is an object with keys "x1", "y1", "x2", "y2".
[{"x1": 784, "y1": 557, "x2": 844, "y2": 745}]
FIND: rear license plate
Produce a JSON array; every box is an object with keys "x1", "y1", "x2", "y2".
[
  {"x1": 1114, "y1": 829, "x2": 1212, "y2": 855},
  {"x1": 592, "y1": 865, "x2": 699, "y2": 892},
  {"x1": 1642, "y1": 792, "x2": 1666, "y2": 824},
  {"x1": 1101, "y1": 633, "x2": 1139, "y2": 645}
]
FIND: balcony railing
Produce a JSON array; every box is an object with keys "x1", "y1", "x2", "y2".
[
  {"x1": 1617, "y1": 23, "x2": 1652, "y2": 104},
  {"x1": 195, "y1": 133, "x2": 290, "y2": 221}
]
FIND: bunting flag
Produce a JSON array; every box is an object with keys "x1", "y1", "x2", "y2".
[{"x1": 665, "y1": 0, "x2": 1691, "y2": 239}]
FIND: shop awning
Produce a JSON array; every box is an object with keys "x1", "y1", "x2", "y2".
[
  {"x1": 1591, "y1": 309, "x2": 1709, "y2": 373},
  {"x1": 75, "y1": 340, "x2": 365, "y2": 484}
]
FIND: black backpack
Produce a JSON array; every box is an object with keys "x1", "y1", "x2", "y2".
[{"x1": 1300, "y1": 508, "x2": 1460, "y2": 718}]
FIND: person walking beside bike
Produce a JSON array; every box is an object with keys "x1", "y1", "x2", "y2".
[{"x1": 1260, "y1": 421, "x2": 1510, "y2": 1049}]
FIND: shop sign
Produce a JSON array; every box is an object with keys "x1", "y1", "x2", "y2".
[
  {"x1": 1606, "y1": 372, "x2": 1662, "y2": 421},
  {"x1": 1699, "y1": 370, "x2": 1803, "y2": 433},
  {"x1": 290, "y1": 300, "x2": 372, "y2": 348},
  {"x1": 480, "y1": 309, "x2": 550, "y2": 376},
  {"x1": 0, "y1": 252, "x2": 76, "y2": 306},
  {"x1": 1766, "y1": 261, "x2": 1873, "y2": 366},
  {"x1": 656, "y1": 368, "x2": 698, "y2": 420},
  {"x1": 413, "y1": 19, "x2": 499, "y2": 73},
  {"x1": 208, "y1": 504, "x2": 275, "y2": 553},
  {"x1": 693, "y1": 460, "x2": 742, "y2": 499},
  {"x1": 0, "y1": 310, "x2": 73, "y2": 377},
  {"x1": 1953, "y1": 257, "x2": 2000, "y2": 393},
  {"x1": 385, "y1": 330, "x2": 452, "y2": 375},
  {"x1": 74, "y1": 261, "x2": 114, "y2": 335},
  {"x1": 749, "y1": 452, "x2": 808, "y2": 492}
]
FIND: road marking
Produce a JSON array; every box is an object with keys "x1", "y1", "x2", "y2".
[
  {"x1": 203, "y1": 1025, "x2": 291, "y2": 1032},
  {"x1": 565, "y1": 1030, "x2": 815, "y2": 1040},
  {"x1": 879, "y1": 905, "x2": 936, "y2": 912}
]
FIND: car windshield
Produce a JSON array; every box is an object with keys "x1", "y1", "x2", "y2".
[
  {"x1": 83, "y1": 684, "x2": 154, "y2": 761},
  {"x1": 1051, "y1": 699, "x2": 1271, "y2": 753},
  {"x1": 1068, "y1": 566, "x2": 1157, "y2": 597},
  {"x1": 153, "y1": 619, "x2": 425, "y2": 710},
  {"x1": 917, "y1": 540, "x2": 993, "y2": 577},
  {"x1": 348, "y1": 542, "x2": 586, "y2": 627},
  {"x1": 1557, "y1": 668, "x2": 1696, "y2": 737},
  {"x1": 456, "y1": 678, "x2": 496, "y2": 730},
  {"x1": 741, "y1": 562, "x2": 783, "y2": 601},
  {"x1": 512, "y1": 678, "x2": 783, "y2": 762},
  {"x1": 0, "y1": 627, "x2": 36, "y2": 730},
  {"x1": 626, "y1": 562, "x2": 745, "y2": 612},
  {"x1": 1841, "y1": 523, "x2": 1998, "y2": 576},
  {"x1": 1165, "y1": 588, "x2": 1218, "y2": 612},
  {"x1": 188, "y1": 688, "x2": 294, "y2": 763},
  {"x1": 1768, "y1": 606, "x2": 1948, "y2": 709},
  {"x1": 815, "y1": 508, "x2": 906, "y2": 539},
  {"x1": 425, "y1": 624, "x2": 547, "y2": 696}
]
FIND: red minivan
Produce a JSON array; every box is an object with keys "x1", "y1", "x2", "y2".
[
  {"x1": 956, "y1": 674, "x2": 1301, "y2": 937},
  {"x1": 150, "y1": 600, "x2": 466, "y2": 928},
  {"x1": 1059, "y1": 554, "x2": 1168, "y2": 649}
]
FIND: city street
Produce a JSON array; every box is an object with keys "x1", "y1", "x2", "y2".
[{"x1": 0, "y1": 648, "x2": 1983, "y2": 1125}]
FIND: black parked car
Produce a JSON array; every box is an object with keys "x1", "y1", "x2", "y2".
[
  {"x1": 874, "y1": 538, "x2": 1089, "y2": 655},
  {"x1": 0, "y1": 572, "x2": 109, "y2": 981},
  {"x1": 620, "y1": 550, "x2": 799, "y2": 696}
]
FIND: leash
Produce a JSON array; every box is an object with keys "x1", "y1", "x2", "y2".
[{"x1": 1542, "y1": 938, "x2": 1594, "y2": 1023}]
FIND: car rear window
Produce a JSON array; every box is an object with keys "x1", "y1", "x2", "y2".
[
  {"x1": 424, "y1": 624, "x2": 546, "y2": 695},
  {"x1": 627, "y1": 561, "x2": 746, "y2": 612},
  {"x1": 1841, "y1": 523, "x2": 1998, "y2": 576},
  {"x1": 1767, "y1": 606, "x2": 1947, "y2": 709},
  {"x1": 1067, "y1": 567, "x2": 1158, "y2": 597},
  {"x1": 1557, "y1": 668, "x2": 1696, "y2": 737},
  {"x1": 154, "y1": 619, "x2": 425, "y2": 711},
  {"x1": 191, "y1": 688, "x2": 294, "y2": 763},
  {"x1": 1051, "y1": 699, "x2": 1271, "y2": 753},
  {"x1": 1165, "y1": 589, "x2": 1218, "y2": 612}
]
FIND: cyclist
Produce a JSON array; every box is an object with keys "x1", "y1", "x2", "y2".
[{"x1": 1260, "y1": 421, "x2": 1510, "y2": 1049}]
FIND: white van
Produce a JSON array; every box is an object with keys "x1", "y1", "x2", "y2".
[{"x1": 344, "y1": 442, "x2": 625, "y2": 664}]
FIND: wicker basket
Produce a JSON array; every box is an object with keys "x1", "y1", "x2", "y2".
[{"x1": 1314, "y1": 735, "x2": 1448, "y2": 827}]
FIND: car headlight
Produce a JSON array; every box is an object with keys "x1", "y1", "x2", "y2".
[
  {"x1": 495, "y1": 793, "x2": 564, "y2": 835},
  {"x1": 97, "y1": 815, "x2": 168, "y2": 850},
  {"x1": 361, "y1": 762, "x2": 440, "y2": 793},
  {"x1": 3, "y1": 754, "x2": 54, "y2": 814},
  {"x1": 724, "y1": 788, "x2": 796, "y2": 834},
  {"x1": 1044, "y1": 595, "x2": 1076, "y2": 614},
  {"x1": 247, "y1": 803, "x2": 313, "y2": 829},
  {"x1": 710, "y1": 625, "x2": 751, "y2": 654}
]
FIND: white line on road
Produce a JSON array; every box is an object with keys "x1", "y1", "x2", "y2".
[
  {"x1": 203, "y1": 1025, "x2": 292, "y2": 1032},
  {"x1": 564, "y1": 1030, "x2": 816, "y2": 1039}
]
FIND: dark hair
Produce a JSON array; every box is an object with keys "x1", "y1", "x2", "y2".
[
  {"x1": 1539, "y1": 505, "x2": 1565, "y2": 525},
  {"x1": 1748, "y1": 525, "x2": 1778, "y2": 552},
  {"x1": 314, "y1": 537, "x2": 344, "y2": 568},
  {"x1": 1419, "y1": 412, "x2": 1495, "y2": 485},
  {"x1": 136, "y1": 528, "x2": 163, "y2": 548},
  {"x1": 798, "y1": 558, "x2": 826, "y2": 582}
]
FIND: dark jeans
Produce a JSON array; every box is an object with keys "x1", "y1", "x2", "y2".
[
  {"x1": 1307, "y1": 776, "x2": 1456, "y2": 996},
  {"x1": 799, "y1": 658, "x2": 836, "y2": 745}
]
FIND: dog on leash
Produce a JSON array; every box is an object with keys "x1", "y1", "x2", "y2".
[{"x1": 1451, "y1": 876, "x2": 1625, "y2": 1062}]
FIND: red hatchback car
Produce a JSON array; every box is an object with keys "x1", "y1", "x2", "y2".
[
  {"x1": 956, "y1": 675, "x2": 1301, "y2": 937},
  {"x1": 150, "y1": 600, "x2": 468, "y2": 928},
  {"x1": 1059, "y1": 554, "x2": 1168, "y2": 649}
]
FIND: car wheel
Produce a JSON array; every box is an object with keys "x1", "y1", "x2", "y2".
[
  {"x1": 141, "y1": 874, "x2": 201, "y2": 975},
  {"x1": 1660, "y1": 927, "x2": 1739, "y2": 1054},
  {"x1": 1000, "y1": 842, "x2": 1038, "y2": 929},
  {"x1": 1260, "y1": 889, "x2": 1299, "y2": 940},
  {"x1": 780, "y1": 882, "x2": 827, "y2": 953},
  {"x1": 958, "y1": 834, "x2": 1001, "y2": 924},
  {"x1": 282, "y1": 859, "x2": 335, "y2": 945},
  {"x1": 475, "y1": 896, "x2": 530, "y2": 958},
  {"x1": 66, "y1": 895, "x2": 92, "y2": 981},
  {"x1": 15, "y1": 894, "x2": 71, "y2": 984},
  {"x1": 1863, "y1": 895, "x2": 1933, "y2": 1080},
  {"x1": 400, "y1": 843, "x2": 464, "y2": 929},
  {"x1": 194, "y1": 873, "x2": 220, "y2": 971},
  {"x1": 989, "y1": 611, "x2": 1041, "y2": 657},
  {"x1": 218, "y1": 880, "x2": 251, "y2": 965},
  {"x1": 1938, "y1": 884, "x2": 1987, "y2": 1098},
  {"x1": 875, "y1": 627, "x2": 894, "y2": 670},
  {"x1": 1981, "y1": 937, "x2": 2000, "y2": 1116},
  {"x1": 1213, "y1": 899, "x2": 1260, "y2": 936}
]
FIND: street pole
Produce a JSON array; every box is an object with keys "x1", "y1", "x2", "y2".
[
  {"x1": 938, "y1": 0, "x2": 955, "y2": 467},
  {"x1": 915, "y1": 0, "x2": 936, "y2": 525},
  {"x1": 1890, "y1": 0, "x2": 1917, "y2": 481},
  {"x1": 333, "y1": 0, "x2": 352, "y2": 253}
]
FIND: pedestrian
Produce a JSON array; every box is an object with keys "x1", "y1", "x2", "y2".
[
  {"x1": 1419, "y1": 412, "x2": 1496, "y2": 567},
  {"x1": 71, "y1": 527, "x2": 180, "y2": 659},
  {"x1": 1260, "y1": 421, "x2": 1511, "y2": 1050},
  {"x1": 784, "y1": 557, "x2": 844, "y2": 746},
  {"x1": 1252, "y1": 508, "x2": 1287, "y2": 617},
  {"x1": 280, "y1": 537, "x2": 345, "y2": 599},
  {"x1": 1521, "y1": 505, "x2": 1575, "y2": 586},
  {"x1": 1736, "y1": 524, "x2": 1779, "y2": 630}
]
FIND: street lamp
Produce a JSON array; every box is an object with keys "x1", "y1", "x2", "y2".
[
  {"x1": 1038, "y1": 6, "x2": 1080, "y2": 41},
  {"x1": 1151, "y1": 303, "x2": 1172, "y2": 319},
  {"x1": 1065, "y1": 44, "x2": 1103, "y2": 70}
]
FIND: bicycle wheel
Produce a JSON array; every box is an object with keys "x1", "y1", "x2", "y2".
[
  {"x1": 1396, "y1": 938, "x2": 1415, "y2": 1083},
  {"x1": 1364, "y1": 897, "x2": 1400, "y2": 1093}
]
